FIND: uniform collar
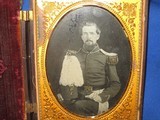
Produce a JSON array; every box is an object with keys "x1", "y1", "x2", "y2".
[{"x1": 82, "y1": 43, "x2": 100, "y2": 54}]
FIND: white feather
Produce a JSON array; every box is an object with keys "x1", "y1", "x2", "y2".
[{"x1": 59, "y1": 55, "x2": 84, "y2": 86}]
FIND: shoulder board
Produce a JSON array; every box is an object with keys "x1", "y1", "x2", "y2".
[
  {"x1": 100, "y1": 49, "x2": 119, "y2": 65},
  {"x1": 100, "y1": 49, "x2": 117, "y2": 56}
]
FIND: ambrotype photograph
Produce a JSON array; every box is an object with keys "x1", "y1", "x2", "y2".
[{"x1": 46, "y1": 6, "x2": 131, "y2": 116}]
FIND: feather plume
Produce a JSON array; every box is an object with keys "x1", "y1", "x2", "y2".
[{"x1": 59, "y1": 55, "x2": 84, "y2": 86}]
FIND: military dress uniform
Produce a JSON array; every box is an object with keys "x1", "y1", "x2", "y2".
[{"x1": 59, "y1": 44, "x2": 121, "y2": 116}]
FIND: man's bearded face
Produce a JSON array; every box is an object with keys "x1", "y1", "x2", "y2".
[{"x1": 81, "y1": 25, "x2": 100, "y2": 46}]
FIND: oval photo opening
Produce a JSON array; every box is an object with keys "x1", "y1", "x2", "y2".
[{"x1": 46, "y1": 6, "x2": 131, "y2": 117}]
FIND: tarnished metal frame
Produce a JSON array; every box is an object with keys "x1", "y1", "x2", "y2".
[
  {"x1": 33, "y1": 0, "x2": 148, "y2": 119},
  {"x1": 20, "y1": 11, "x2": 33, "y2": 21}
]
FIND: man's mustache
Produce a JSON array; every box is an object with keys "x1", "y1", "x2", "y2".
[{"x1": 85, "y1": 40, "x2": 93, "y2": 42}]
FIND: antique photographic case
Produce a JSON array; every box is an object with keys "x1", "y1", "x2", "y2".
[{"x1": 21, "y1": 0, "x2": 148, "y2": 119}]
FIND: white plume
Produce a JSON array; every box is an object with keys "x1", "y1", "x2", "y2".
[{"x1": 59, "y1": 55, "x2": 84, "y2": 87}]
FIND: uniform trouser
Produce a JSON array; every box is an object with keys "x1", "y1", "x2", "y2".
[{"x1": 64, "y1": 99, "x2": 99, "y2": 116}]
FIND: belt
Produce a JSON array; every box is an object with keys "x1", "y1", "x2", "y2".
[{"x1": 82, "y1": 85, "x2": 105, "y2": 93}]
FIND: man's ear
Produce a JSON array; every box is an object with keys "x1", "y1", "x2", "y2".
[
  {"x1": 81, "y1": 35, "x2": 85, "y2": 42},
  {"x1": 81, "y1": 35, "x2": 83, "y2": 40},
  {"x1": 96, "y1": 34, "x2": 100, "y2": 40}
]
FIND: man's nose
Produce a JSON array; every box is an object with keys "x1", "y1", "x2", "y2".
[{"x1": 87, "y1": 34, "x2": 91, "y2": 40}]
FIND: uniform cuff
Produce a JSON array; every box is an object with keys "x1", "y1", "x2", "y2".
[{"x1": 99, "y1": 94, "x2": 110, "y2": 103}]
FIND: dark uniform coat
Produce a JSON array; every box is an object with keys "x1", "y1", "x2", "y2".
[
  {"x1": 59, "y1": 44, "x2": 121, "y2": 116},
  {"x1": 76, "y1": 44, "x2": 121, "y2": 102}
]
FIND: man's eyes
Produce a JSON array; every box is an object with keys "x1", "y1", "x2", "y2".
[
  {"x1": 90, "y1": 32, "x2": 95, "y2": 35},
  {"x1": 83, "y1": 32, "x2": 95, "y2": 35}
]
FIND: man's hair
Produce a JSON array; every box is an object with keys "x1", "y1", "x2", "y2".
[{"x1": 79, "y1": 22, "x2": 101, "y2": 35}]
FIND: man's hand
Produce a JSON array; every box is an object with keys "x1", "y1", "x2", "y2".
[
  {"x1": 85, "y1": 92, "x2": 102, "y2": 103},
  {"x1": 57, "y1": 93, "x2": 64, "y2": 102}
]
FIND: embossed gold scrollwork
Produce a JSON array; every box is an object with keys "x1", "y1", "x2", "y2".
[
  {"x1": 36, "y1": 1, "x2": 74, "y2": 43},
  {"x1": 110, "y1": 89, "x2": 133, "y2": 120},
  {"x1": 34, "y1": 0, "x2": 144, "y2": 119},
  {"x1": 110, "y1": 2, "x2": 138, "y2": 37}
]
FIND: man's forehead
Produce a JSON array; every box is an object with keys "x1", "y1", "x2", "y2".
[{"x1": 82, "y1": 25, "x2": 97, "y2": 32}]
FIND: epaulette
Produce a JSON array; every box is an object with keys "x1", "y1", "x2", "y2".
[
  {"x1": 66, "y1": 50, "x2": 78, "y2": 56},
  {"x1": 100, "y1": 49, "x2": 118, "y2": 65}
]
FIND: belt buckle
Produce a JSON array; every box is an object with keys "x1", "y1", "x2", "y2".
[{"x1": 84, "y1": 86, "x2": 93, "y2": 92}]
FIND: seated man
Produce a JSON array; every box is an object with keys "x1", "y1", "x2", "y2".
[{"x1": 58, "y1": 22, "x2": 121, "y2": 116}]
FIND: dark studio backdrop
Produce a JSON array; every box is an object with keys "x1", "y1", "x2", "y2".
[{"x1": 21, "y1": 0, "x2": 160, "y2": 120}]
